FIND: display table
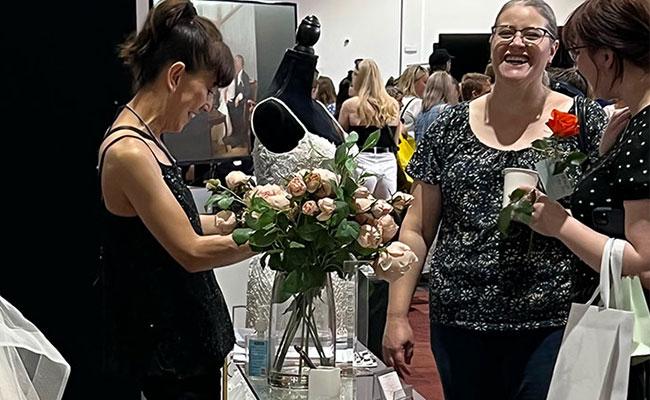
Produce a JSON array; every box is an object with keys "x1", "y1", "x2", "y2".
[{"x1": 227, "y1": 342, "x2": 425, "y2": 400}]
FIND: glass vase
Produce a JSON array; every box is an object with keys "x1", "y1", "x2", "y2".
[{"x1": 267, "y1": 271, "x2": 336, "y2": 388}]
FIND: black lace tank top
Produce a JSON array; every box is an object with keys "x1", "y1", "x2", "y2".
[{"x1": 98, "y1": 125, "x2": 234, "y2": 380}]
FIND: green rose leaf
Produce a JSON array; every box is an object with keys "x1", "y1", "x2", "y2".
[
  {"x1": 508, "y1": 188, "x2": 528, "y2": 202},
  {"x1": 345, "y1": 131, "x2": 359, "y2": 145},
  {"x1": 567, "y1": 151, "x2": 587, "y2": 166},
  {"x1": 217, "y1": 196, "x2": 234, "y2": 210},
  {"x1": 497, "y1": 205, "x2": 514, "y2": 235},
  {"x1": 296, "y1": 223, "x2": 325, "y2": 241},
  {"x1": 232, "y1": 228, "x2": 254, "y2": 245},
  {"x1": 531, "y1": 139, "x2": 549, "y2": 150},
  {"x1": 335, "y1": 143, "x2": 348, "y2": 166},
  {"x1": 335, "y1": 220, "x2": 360, "y2": 244},
  {"x1": 250, "y1": 228, "x2": 279, "y2": 248},
  {"x1": 361, "y1": 130, "x2": 380, "y2": 151}
]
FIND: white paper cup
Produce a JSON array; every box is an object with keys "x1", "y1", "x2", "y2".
[
  {"x1": 502, "y1": 168, "x2": 539, "y2": 207},
  {"x1": 308, "y1": 367, "x2": 341, "y2": 399}
]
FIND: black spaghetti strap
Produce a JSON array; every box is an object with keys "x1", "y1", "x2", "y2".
[
  {"x1": 104, "y1": 125, "x2": 155, "y2": 140},
  {"x1": 97, "y1": 133, "x2": 168, "y2": 177}
]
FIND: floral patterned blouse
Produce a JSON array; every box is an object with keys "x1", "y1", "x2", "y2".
[{"x1": 407, "y1": 99, "x2": 606, "y2": 331}]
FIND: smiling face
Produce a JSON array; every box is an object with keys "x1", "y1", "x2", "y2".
[
  {"x1": 165, "y1": 65, "x2": 216, "y2": 132},
  {"x1": 490, "y1": 5, "x2": 558, "y2": 85}
]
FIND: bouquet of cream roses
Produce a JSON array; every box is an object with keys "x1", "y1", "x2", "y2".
[{"x1": 205, "y1": 131, "x2": 418, "y2": 298}]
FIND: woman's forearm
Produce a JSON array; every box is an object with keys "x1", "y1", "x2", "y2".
[{"x1": 556, "y1": 216, "x2": 649, "y2": 276}]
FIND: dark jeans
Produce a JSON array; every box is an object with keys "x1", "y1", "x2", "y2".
[
  {"x1": 430, "y1": 323, "x2": 563, "y2": 400},
  {"x1": 99, "y1": 372, "x2": 221, "y2": 400}
]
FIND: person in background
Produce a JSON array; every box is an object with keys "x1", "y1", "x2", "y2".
[
  {"x1": 397, "y1": 65, "x2": 429, "y2": 140},
  {"x1": 339, "y1": 58, "x2": 402, "y2": 199},
  {"x1": 547, "y1": 66, "x2": 588, "y2": 97},
  {"x1": 97, "y1": 0, "x2": 254, "y2": 398},
  {"x1": 522, "y1": 0, "x2": 649, "y2": 397},
  {"x1": 315, "y1": 76, "x2": 337, "y2": 115},
  {"x1": 484, "y1": 62, "x2": 496, "y2": 84},
  {"x1": 460, "y1": 72, "x2": 492, "y2": 101},
  {"x1": 428, "y1": 47, "x2": 454, "y2": 73},
  {"x1": 414, "y1": 71, "x2": 459, "y2": 143},
  {"x1": 335, "y1": 58, "x2": 363, "y2": 118},
  {"x1": 386, "y1": 85, "x2": 404, "y2": 106},
  {"x1": 383, "y1": 1, "x2": 607, "y2": 399},
  {"x1": 223, "y1": 54, "x2": 251, "y2": 148}
]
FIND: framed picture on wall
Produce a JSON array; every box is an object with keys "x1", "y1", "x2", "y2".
[{"x1": 152, "y1": 0, "x2": 297, "y2": 166}]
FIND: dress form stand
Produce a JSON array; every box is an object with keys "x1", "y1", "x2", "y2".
[{"x1": 251, "y1": 16, "x2": 343, "y2": 153}]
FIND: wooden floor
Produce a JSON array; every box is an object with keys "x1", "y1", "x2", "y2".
[{"x1": 404, "y1": 287, "x2": 445, "y2": 400}]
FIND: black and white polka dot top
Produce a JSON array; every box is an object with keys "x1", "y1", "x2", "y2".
[{"x1": 571, "y1": 105, "x2": 649, "y2": 300}]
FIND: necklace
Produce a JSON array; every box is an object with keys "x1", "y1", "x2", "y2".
[{"x1": 124, "y1": 103, "x2": 175, "y2": 161}]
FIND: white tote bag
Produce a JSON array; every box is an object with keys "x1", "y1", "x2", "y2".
[{"x1": 546, "y1": 238, "x2": 635, "y2": 400}]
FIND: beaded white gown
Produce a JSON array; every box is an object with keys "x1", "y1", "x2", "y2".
[{"x1": 246, "y1": 97, "x2": 355, "y2": 339}]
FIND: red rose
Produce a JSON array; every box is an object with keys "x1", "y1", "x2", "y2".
[{"x1": 546, "y1": 109, "x2": 580, "y2": 138}]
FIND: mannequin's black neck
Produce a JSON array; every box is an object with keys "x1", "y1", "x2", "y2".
[{"x1": 266, "y1": 49, "x2": 317, "y2": 100}]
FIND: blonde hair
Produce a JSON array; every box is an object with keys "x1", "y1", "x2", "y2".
[
  {"x1": 353, "y1": 59, "x2": 399, "y2": 127},
  {"x1": 397, "y1": 65, "x2": 428, "y2": 97},
  {"x1": 422, "y1": 71, "x2": 458, "y2": 112}
]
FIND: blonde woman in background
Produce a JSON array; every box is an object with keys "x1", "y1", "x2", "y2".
[
  {"x1": 397, "y1": 65, "x2": 429, "y2": 139},
  {"x1": 414, "y1": 71, "x2": 459, "y2": 143},
  {"x1": 339, "y1": 59, "x2": 402, "y2": 199}
]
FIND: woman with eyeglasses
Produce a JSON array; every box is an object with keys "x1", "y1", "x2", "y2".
[
  {"x1": 520, "y1": 0, "x2": 650, "y2": 397},
  {"x1": 383, "y1": 1, "x2": 607, "y2": 399},
  {"x1": 338, "y1": 59, "x2": 402, "y2": 199},
  {"x1": 97, "y1": 0, "x2": 254, "y2": 398}
]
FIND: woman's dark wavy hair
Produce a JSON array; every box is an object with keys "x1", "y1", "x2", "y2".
[
  {"x1": 563, "y1": 0, "x2": 650, "y2": 84},
  {"x1": 118, "y1": 0, "x2": 235, "y2": 92}
]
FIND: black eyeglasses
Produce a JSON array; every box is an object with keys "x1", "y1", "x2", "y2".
[
  {"x1": 491, "y1": 25, "x2": 555, "y2": 45},
  {"x1": 566, "y1": 45, "x2": 589, "y2": 62}
]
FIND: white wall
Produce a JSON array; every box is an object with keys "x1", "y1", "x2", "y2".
[
  {"x1": 292, "y1": 0, "x2": 402, "y2": 86},
  {"x1": 290, "y1": 0, "x2": 584, "y2": 83}
]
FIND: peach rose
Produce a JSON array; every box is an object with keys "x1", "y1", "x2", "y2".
[
  {"x1": 354, "y1": 197, "x2": 374, "y2": 214},
  {"x1": 376, "y1": 214, "x2": 398, "y2": 243},
  {"x1": 316, "y1": 198, "x2": 337, "y2": 221},
  {"x1": 304, "y1": 172, "x2": 321, "y2": 193},
  {"x1": 355, "y1": 212, "x2": 375, "y2": 225},
  {"x1": 287, "y1": 175, "x2": 307, "y2": 197},
  {"x1": 357, "y1": 224, "x2": 382, "y2": 249},
  {"x1": 353, "y1": 187, "x2": 371, "y2": 199},
  {"x1": 391, "y1": 192, "x2": 414, "y2": 212},
  {"x1": 225, "y1": 171, "x2": 250, "y2": 190},
  {"x1": 371, "y1": 200, "x2": 393, "y2": 218},
  {"x1": 375, "y1": 241, "x2": 418, "y2": 282},
  {"x1": 312, "y1": 168, "x2": 340, "y2": 198},
  {"x1": 250, "y1": 184, "x2": 291, "y2": 211},
  {"x1": 302, "y1": 200, "x2": 319, "y2": 216},
  {"x1": 213, "y1": 210, "x2": 237, "y2": 235}
]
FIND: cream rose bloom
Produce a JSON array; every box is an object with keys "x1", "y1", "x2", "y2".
[
  {"x1": 213, "y1": 210, "x2": 237, "y2": 235},
  {"x1": 250, "y1": 184, "x2": 290, "y2": 211},
  {"x1": 375, "y1": 241, "x2": 418, "y2": 282},
  {"x1": 391, "y1": 192, "x2": 414, "y2": 212},
  {"x1": 353, "y1": 187, "x2": 371, "y2": 199},
  {"x1": 287, "y1": 175, "x2": 307, "y2": 197},
  {"x1": 371, "y1": 200, "x2": 393, "y2": 218},
  {"x1": 312, "y1": 168, "x2": 340, "y2": 198},
  {"x1": 376, "y1": 214, "x2": 398, "y2": 243},
  {"x1": 357, "y1": 224, "x2": 382, "y2": 249},
  {"x1": 354, "y1": 197, "x2": 374, "y2": 214},
  {"x1": 302, "y1": 200, "x2": 319, "y2": 216},
  {"x1": 225, "y1": 171, "x2": 250, "y2": 190},
  {"x1": 316, "y1": 198, "x2": 336, "y2": 221}
]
